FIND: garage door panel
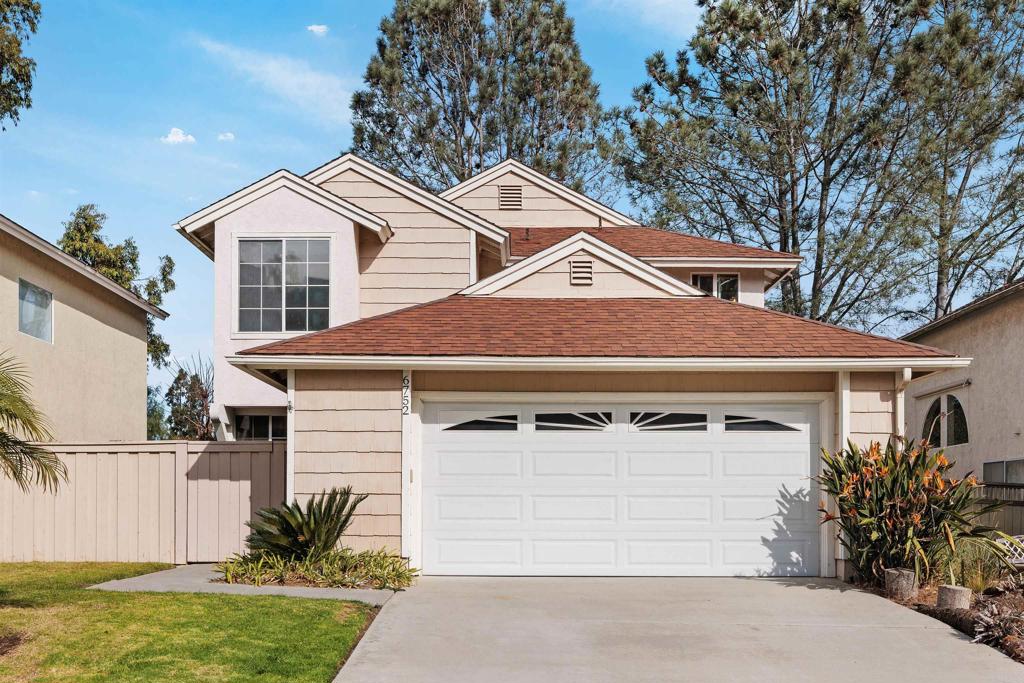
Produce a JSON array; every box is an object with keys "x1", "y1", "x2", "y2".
[{"x1": 422, "y1": 402, "x2": 821, "y2": 576}]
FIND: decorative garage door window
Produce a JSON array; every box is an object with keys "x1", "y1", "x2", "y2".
[
  {"x1": 443, "y1": 415, "x2": 519, "y2": 431},
  {"x1": 535, "y1": 412, "x2": 613, "y2": 431},
  {"x1": 629, "y1": 411, "x2": 708, "y2": 432},
  {"x1": 724, "y1": 414, "x2": 799, "y2": 432}
]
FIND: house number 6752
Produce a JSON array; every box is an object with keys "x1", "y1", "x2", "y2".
[{"x1": 401, "y1": 372, "x2": 411, "y2": 416}]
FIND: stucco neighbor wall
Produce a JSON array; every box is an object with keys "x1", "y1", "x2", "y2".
[
  {"x1": 447, "y1": 169, "x2": 606, "y2": 227},
  {"x1": 212, "y1": 187, "x2": 361, "y2": 433},
  {"x1": 905, "y1": 293, "x2": 1024, "y2": 479},
  {"x1": 318, "y1": 168, "x2": 472, "y2": 318},
  {"x1": 0, "y1": 230, "x2": 148, "y2": 441},
  {"x1": 293, "y1": 369, "x2": 403, "y2": 553}
]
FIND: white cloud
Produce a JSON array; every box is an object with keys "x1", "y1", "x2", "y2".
[
  {"x1": 160, "y1": 127, "x2": 196, "y2": 144},
  {"x1": 217, "y1": 131, "x2": 235, "y2": 142},
  {"x1": 306, "y1": 24, "x2": 329, "y2": 37},
  {"x1": 585, "y1": 0, "x2": 701, "y2": 39},
  {"x1": 197, "y1": 37, "x2": 352, "y2": 129}
]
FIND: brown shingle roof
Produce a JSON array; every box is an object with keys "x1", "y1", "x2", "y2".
[
  {"x1": 507, "y1": 227, "x2": 798, "y2": 260},
  {"x1": 242, "y1": 296, "x2": 953, "y2": 359}
]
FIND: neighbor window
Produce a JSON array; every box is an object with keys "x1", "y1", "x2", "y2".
[
  {"x1": 238, "y1": 239, "x2": 329, "y2": 333},
  {"x1": 690, "y1": 273, "x2": 739, "y2": 302},
  {"x1": 236, "y1": 414, "x2": 286, "y2": 440},
  {"x1": 921, "y1": 394, "x2": 968, "y2": 447},
  {"x1": 18, "y1": 279, "x2": 52, "y2": 342},
  {"x1": 983, "y1": 460, "x2": 1024, "y2": 484}
]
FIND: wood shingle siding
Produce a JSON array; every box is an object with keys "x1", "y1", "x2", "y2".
[
  {"x1": 319, "y1": 168, "x2": 471, "y2": 318},
  {"x1": 849, "y1": 372, "x2": 897, "y2": 447},
  {"x1": 293, "y1": 369, "x2": 403, "y2": 553}
]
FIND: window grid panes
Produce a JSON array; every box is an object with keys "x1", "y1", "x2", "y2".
[
  {"x1": 691, "y1": 274, "x2": 714, "y2": 295},
  {"x1": 922, "y1": 398, "x2": 941, "y2": 445},
  {"x1": 630, "y1": 411, "x2": 708, "y2": 432},
  {"x1": 239, "y1": 239, "x2": 329, "y2": 333},
  {"x1": 717, "y1": 274, "x2": 739, "y2": 302},
  {"x1": 444, "y1": 415, "x2": 519, "y2": 431},
  {"x1": 983, "y1": 461, "x2": 1006, "y2": 484},
  {"x1": 236, "y1": 414, "x2": 286, "y2": 441},
  {"x1": 535, "y1": 412, "x2": 613, "y2": 431},
  {"x1": 946, "y1": 394, "x2": 969, "y2": 446},
  {"x1": 18, "y1": 279, "x2": 52, "y2": 342},
  {"x1": 724, "y1": 414, "x2": 799, "y2": 432}
]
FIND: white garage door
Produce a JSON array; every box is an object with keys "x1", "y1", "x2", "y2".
[{"x1": 421, "y1": 402, "x2": 821, "y2": 576}]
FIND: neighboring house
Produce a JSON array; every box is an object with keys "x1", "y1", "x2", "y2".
[
  {"x1": 175, "y1": 155, "x2": 965, "y2": 578},
  {"x1": 902, "y1": 280, "x2": 1024, "y2": 483},
  {"x1": 0, "y1": 213, "x2": 167, "y2": 441}
]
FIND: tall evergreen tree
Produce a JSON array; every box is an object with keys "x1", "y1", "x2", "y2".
[
  {"x1": 897, "y1": 0, "x2": 1024, "y2": 319},
  {"x1": 58, "y1": 204, "x2": 176, "y2": 367},
  {"x1": 351, "y1": 0, "x2": 609, "y2": 194},
  {"x1": 0, "y1": 0, "x2": 41, "y2": 129},
  {"x1": 613, "y1": 0, "x2": 931, "y2": 327}
]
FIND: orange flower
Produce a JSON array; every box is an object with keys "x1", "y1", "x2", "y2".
[
  {"x1": 911, "y1": 513, "x2": 921, "y2": 526},
  {"x1": 936, "y1": 455, "x2": 949, "y2": 468},
  {"x1": 880, "y1": 466, "x2": 890, "y2": 477}
]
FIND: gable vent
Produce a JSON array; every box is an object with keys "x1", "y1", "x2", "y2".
[
  {"x1": 498, "y1": 185, "x2": 523, "y2": 211},
  {"x1": 569, "y1": 259, "x2": 594, "y2": 286}
]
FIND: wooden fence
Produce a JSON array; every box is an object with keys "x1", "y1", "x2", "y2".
[
  {"x1": 978, "y1": 483, "x2": 1024, "y2": 536},
  {"x1": 0, "y1": 441, "x2": 285, "y2": 564}
]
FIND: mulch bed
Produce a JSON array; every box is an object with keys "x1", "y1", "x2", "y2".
[
  {"x1": 0, "y1": 632, "x2": 25, "y2": 657},
  {"x1": 902, "y1": 585, "x2": 1024, "y2": 663}
]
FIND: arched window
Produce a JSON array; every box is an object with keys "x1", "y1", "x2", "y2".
[
  {"x1": 946, "y1": 394, "x2": 969, "y2": 446},
  {"x1": 922, "y1": 398, "x2": 941, "y2": 445}
]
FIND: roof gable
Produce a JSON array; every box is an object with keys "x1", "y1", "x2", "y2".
[
  {"x1": 461, "y1": 231, "x2": 704, "y2": 298},
  {"x1": 174, "y1": 170, "x2": 392, "y2": 259},
  {"x1": 440, "y1": 159, "x2": 639, "y2": 227},
  {"x1": 304, "y1": 154, "x2": 509, "y2": 246},
  {"x1": 1, "y1": 213, "x2": 168, "y2": 319},
  {"x1": 903, "y1": 279, "x2": 1024, "y2": 342}
]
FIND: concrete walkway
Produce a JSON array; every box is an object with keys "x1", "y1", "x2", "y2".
[
  {"x1": 89, "y1": 563, "x2": 393, "y2": 606},
  {"x1": 337, "y1": 577, "x2": 1021, "y2": 682}
]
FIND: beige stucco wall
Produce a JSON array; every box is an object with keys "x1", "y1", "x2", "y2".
[
  {"x1": 906, "y1": 295, "x2": 1024, "y2": 478},
  {"x1": 496, "y1": 250, "x2": 672, "y2": 298},
  {"x1": 0, "y1": 230, "x2": 148, "y2": 441},
  {"x1": 448, "y1": 169, "x2": 606, "y2": 227},
  {"x1": 293, "y1": 369, "x2": 403, "y2": 553},
  {"x1": 319, "y1": 168, "x2": 472, "y2": 317}
]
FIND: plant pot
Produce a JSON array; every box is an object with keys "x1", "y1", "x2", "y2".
[
  {"x1": 884, "y1": 568, "x2": 918, "y2": 600},
  {"x1": 937, "y1": 584, "x2": 972, "y2": 610}
]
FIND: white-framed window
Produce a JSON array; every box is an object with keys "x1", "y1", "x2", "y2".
[
  {"x1": 690, "y1": 273, "x2": 739, "y2": 301},
  {"x1": 238, "y1": 238, "x2": 330, "y2": 333},
  {"x1": 18, "y1": 279, "x2": 52, "y2": 342},
  {"x1": 236, "y1": 414, "x2": 286, "y2": 441},
  {"x1": 983, "y1": 460, "x2": 1024, "y2": 484},
  {"x1": 921, "y1": 393, "x2": 969, "y2": 447}
]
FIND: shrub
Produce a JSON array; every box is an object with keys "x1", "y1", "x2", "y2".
[
  {"x1": 818, "y1": 438, "x2": 1014, "y2": 584},
  {"x1": 218, "y1": 548, "x2": 417, "y2": 590},
  {"x1": 933, "y1": 538, "x2": 1010, "y2": 593},
  {"x1": 245, "y1": 486, "x2": 368, "y2": 561}
]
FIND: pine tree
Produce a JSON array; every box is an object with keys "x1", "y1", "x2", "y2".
[{"x1": 350, "y1": 0, "x2": 609, "y2": 194}]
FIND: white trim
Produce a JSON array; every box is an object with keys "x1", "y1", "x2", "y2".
[
  {"x1": 468, "y1": 231, "x2": 478, "y2": 285},
  {"x1": 1, "y1": 213, "x2": 168, "y2": 319},
  {"x1": 837, "y1": 371, "x2": 851, "y2": 448},
  {"x1": 440, "y1": 159, "x2": 640, "y2": 227},
  {"x1": 174, "y1": 170, "x2": 392, "y2": 252},
  {"x1": 303, "y1": 154, "x2": 509, "y2": 245},
  {"x1": 643, "y1": 256, "x2": 802, "y2": 268},
  {"x1": 894, "y1": 368, "x2": 911, "y2": 438},
  {"x1": 230, "y1": 354, "x2": 972, "y2": 374},
  {"x1": 461, "y1": 232, "x2": 704, "y2": 297},
  {"x1": 286, "y1": 369, "x2": 296, "y2": 503},
  {"x1": 818, "y1": 399, "x2": 837, "y2": 577},
  {"x1": 689, "y1": 271, "x2": 742, "y2": 302}
]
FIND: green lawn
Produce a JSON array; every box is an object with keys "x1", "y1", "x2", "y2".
[{"x1": 0, "y1": 562, "x2": 375, "y2": 682}]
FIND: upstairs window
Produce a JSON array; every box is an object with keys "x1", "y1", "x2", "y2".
[
  {"x1": 236, "y1": 414, "x2": 286, "y2": 440},
  {"x1": 239, "y1": 239, "x2": 330, "y2": 333},
  {"x1": 921, "y1": 394, "x2": 969, "y2": 447},
  {"x1": 690, "y1": 273, "x2": 739, "y2": 302},
  {"x1": 18, "y1": 279, "x2": 52, "y2": 342}
]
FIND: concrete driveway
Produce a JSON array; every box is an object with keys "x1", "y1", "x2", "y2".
[{"x1": 337, "y1": 577, "x2": 1021, "y2": 683}]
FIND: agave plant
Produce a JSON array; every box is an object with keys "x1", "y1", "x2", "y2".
[
  {"x1": 0, "y1": 351, "x2": 65, "y2": 491},
  {"x1": 245, "y1": 486, "x2": 368, "y2": 560},
  {"x1": 819, "y1": 438, "x2": 1015, "y2": 584}
]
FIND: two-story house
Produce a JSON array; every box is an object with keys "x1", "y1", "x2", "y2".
[{"x1": 175, "y1": 154, "x2": 965, "y2": 579}]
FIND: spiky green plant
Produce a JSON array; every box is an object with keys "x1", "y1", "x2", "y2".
[
  {"x1": 819, "y1": 438, "x2": 1016, "y2": 584},
  {"x1": 0, "y1": 351, "x2": 64, "y2": 491},
  {"x1": 245, "y1": 486, "x2": 368, "y2": 561}
]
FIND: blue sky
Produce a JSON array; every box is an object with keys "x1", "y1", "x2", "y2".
[{"x1": 0, "y1": 0, "x2": 701, "y2": 388}]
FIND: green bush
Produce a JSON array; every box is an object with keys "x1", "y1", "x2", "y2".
[
  {"x1": 933, "y1": 538, "x2": 1010, "y2": 593},
  {"x1": 819, "y1": 438, "x2": 1014, "y2": 584},
  {"x1": 218, "y1": 549, "x2": 417, "y2": 590},
  {"x1": 245, "y1": 486, "x2": 367, "y2": 561}
]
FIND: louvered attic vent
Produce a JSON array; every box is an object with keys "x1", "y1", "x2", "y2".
[
  {"x1": 569, "y1": 259, "x2": 594, "y2": 286},
  {"x1": 498, "y1": 185, "x2": 523, "y2": 210}
]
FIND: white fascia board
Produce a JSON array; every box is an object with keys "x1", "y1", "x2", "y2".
[
  {"x1": 230, "y1": 354, "x2": 972, "y2": 374},
  {"x1": 174, "y1": 170, "x2": 392, "y2": 243},
  {"x1": 462, "y1": 232, "x2": 705, "y2": 297},
  {"x1": 440, "y1": 159, "x2": 640, "y2": 227},
  {"x1": 303, "y1": 154, "x2": 509, "y2": 244},
  {"x1": 643, "y1": 256, "x2": 803, "y2": 269},
  {"x1": 0, "y1": 213, "x2": 169, "y2": 319}
]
